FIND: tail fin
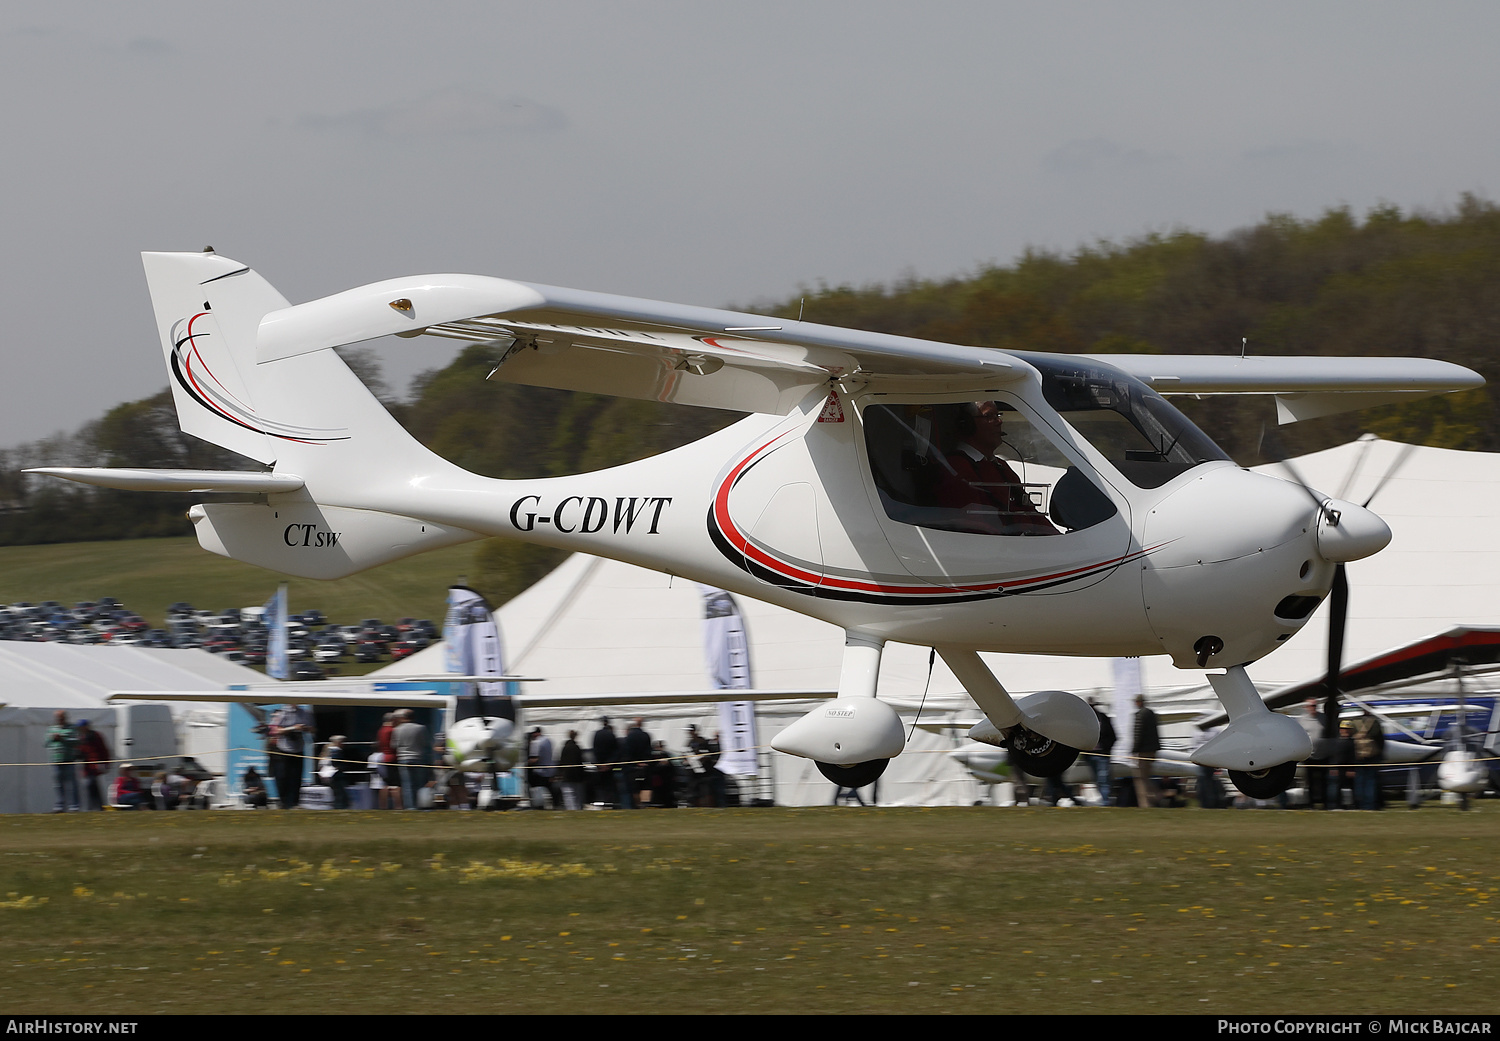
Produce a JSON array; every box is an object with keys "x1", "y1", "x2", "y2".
[
  {"x1": 144, "y1": 251, "x2": 289, "y2": 465},
  {"x1": 143, "y1": 250, "x2": 443, "y2": 492},
  {"x1": 137, "y1": 251, "x2": 484, "y2": 578}
]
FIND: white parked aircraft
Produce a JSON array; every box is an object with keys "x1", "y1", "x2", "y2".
[{"x1": 36, "y1": 251, "x2": 1484, "y2": 799}]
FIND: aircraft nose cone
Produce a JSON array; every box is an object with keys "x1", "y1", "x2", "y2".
[{"x1": 1316, "y1": 499, "x2": 1392, "y2": 563}]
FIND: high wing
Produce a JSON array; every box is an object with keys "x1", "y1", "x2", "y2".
[
  {"x1": 256, "y1": 275, "x2": 1021, "y2": 416},
  {"x1": 1084, "y1": 354, "x2": 1483, "y2": 423},
  {"x1": 251, "y1": 272, "x2": 1481, "y2": 420}
]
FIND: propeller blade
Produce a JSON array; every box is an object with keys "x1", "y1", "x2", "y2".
[
  {"x1": 1361, "y1": 442, "x2": 1417, "y2": 508},
  {"x1": 1259, "y1": 426, "x2": 1326, "y2": 512},
  {"x1": 1321, "y1": 563, "x2": 1349, "y2": 738}
]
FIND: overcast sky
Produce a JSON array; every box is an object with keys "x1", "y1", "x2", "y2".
[{"x1": 3, "y1": 1, "x2": 1499, "y2": 447}]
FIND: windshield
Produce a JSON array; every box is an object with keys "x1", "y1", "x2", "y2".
[{"x1": 1017, "y1": 353, "x2": 1230, "y2": 489}]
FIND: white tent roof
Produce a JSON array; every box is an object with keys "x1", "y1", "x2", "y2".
[{"x1": 0, "y1": 643, "x2": 267, "y2": 709}]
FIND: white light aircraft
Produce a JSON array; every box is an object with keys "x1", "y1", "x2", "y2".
[{"x1": 36, "y1": 251, "x2": 1484, "y2": 800}]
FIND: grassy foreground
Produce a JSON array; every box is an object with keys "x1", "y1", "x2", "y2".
[
  {"x1": 0, "y1": 537, "x2": 483, "y2": 628},
  {"x1": 0, "y1": 806, "x2": 1495, "y2": 1016}
]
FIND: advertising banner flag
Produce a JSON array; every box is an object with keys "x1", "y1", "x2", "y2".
[
  {"x1": 697, "y1": 585, "x2": 758, "y2": 776},
  {"x1": 444, "y1": 585, "x2": 512, "y2": 706},
  {"x1": 265, "y1": 584, "x2": 289, "y2": 681}
]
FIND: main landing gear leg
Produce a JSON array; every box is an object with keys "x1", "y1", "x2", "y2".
[
  {"x1": 1195, "y1": 664, "x2": 1313, "y2": 800},
  {"x1": 772, "y1": 633, "x2": 904, "y2": 787},
  {"x1": 939, "y1": 648, "x2": 1090, "y2": 778}
]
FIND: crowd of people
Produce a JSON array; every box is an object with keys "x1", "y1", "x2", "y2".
[
  {"x1": 240, "y1": 713, "x2": 734, "y2": 812},
  {"x1": 518, "y1": 716, "x2": 728, "y2": 810},
  {"x1": 45, "y1": 710, "x2": 216, "y2": 812},
  {"x1": 42, "y1": 695, "x2": 1400, "y2": 813},
  {"x1": 1063, "y1": 695, "x2": 1392, "y2": 810}
]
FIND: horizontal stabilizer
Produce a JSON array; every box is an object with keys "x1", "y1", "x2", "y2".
[
  {"x1": 27, "y1": 467, "x2": 305, "y2": 494},
  {"x1": 189, "y1": 502, "x2": 483, "y2": 580}
]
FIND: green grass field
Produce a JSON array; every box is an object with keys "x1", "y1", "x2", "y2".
[
  {"x1": 0, "y1": 806, "x2": 1494, "y2": 1015},
  {"x1": 0, "y1": 537, "x2": 484, "y2": 629}
]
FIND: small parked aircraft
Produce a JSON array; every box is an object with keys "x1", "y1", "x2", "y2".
[{"x1": 37, "y1": 251, "x2": 1484, "y2": 799}]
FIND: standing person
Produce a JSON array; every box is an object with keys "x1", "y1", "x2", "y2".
[
  {"x1": 375, "y1": 712, "x2": 402, "y2": 809},
  {"x1": 392, "y1": 709, "x2": 433, "y2": 810},
  {"x1": 1328, "y1": 721, "x2": 1356, "y2": 809},
  {"x1": 527, "y1": 728, "x2": 560, "y2": 809},
  {"x1": 707, "y1": 732, "x2": 728, "y2": 807},
  {"x1": 620, "y1": 718, "x2": 652, "y2": 809},
  {"x1": 75, "y1": 719, "x2": 111, "y2": 812},
  {"x1": 685, "y1": 724, "x2": 713, "y2": 807},
  {"x1": 558, "y1": 730, "x2": 585, "y2": 810},
  {"x1": 1299, "y1": 698, "x2": 1330, "y2": 809},
  {"x1": 686, "y1": 725, "x2": 726, "y2": 807},
  {"x1": 46, "y1": 711, "x2": 80, "y2": 813},
  {"x1": 591, "y1": 717, "x2": 619, "y2": 808},
  {"x1": 1352, "y1": 709, "x2": 1386, "y2": 810},
  {"x1": 268, "y1": 704, "x2": 313, "y2": 808},
  {"x1": 321, "y1": 735, "x2": 354, "y2": 810},
  {"x1": 1131, "y1": 695, "x2": 1160, "y2": 808},
  {"x1": 648, "y1": 740, "x2": 678, "y2": 808},
  {"x1": 1089, "y1": 700, "x2": 1116, "y2": 806}
]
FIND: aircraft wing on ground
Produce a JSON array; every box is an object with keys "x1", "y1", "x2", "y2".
[
  {"x1": 250, "y1": 274, "x2": 1479, "y2": 419},
  {"x1": 108, "y1": 687, "x2": 834, "y2": 708},
  {"x1": 109, "y1": 690, "x2": 448, "y2": 707},
  {"x1": 515, "y1": 689, "x2": 834, "y2": 708}
]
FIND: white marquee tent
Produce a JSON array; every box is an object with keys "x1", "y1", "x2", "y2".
[{"x1": 0, "y1": 644, "x2": 266, "y2": 813}]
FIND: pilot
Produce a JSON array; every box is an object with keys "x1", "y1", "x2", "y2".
[{"x1": 936, "y1": 401, "x2": 1056, "y2": 535}]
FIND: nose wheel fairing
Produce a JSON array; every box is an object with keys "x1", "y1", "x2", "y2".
[{"x1": 1194, "y1": 666, "x2": 1312, "y2": 797}]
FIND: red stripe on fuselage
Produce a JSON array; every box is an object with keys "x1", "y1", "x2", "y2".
[{"x1": 710, "y1": 433, "x2": 1154, "y2": 598}]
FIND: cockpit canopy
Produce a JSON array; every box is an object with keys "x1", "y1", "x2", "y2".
[
  {"x1": 862, "y1": 356, "x2": 1229, "y2": 538},
  {"x1": 1022, "y1": 353, "x2": 1230, "y2": 489}
]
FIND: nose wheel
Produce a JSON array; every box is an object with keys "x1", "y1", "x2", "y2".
[{"x1": 1227, "y1": 760, "x2": 1297, "y2": 799}]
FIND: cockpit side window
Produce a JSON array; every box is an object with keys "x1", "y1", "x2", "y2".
[{"x1": 863, "y1": 400, "x2": 1117, "y2": 537}]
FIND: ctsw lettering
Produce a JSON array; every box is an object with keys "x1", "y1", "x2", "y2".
[{"x1": 282, "y1": 523, "x2": 342, "y2": 548}]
